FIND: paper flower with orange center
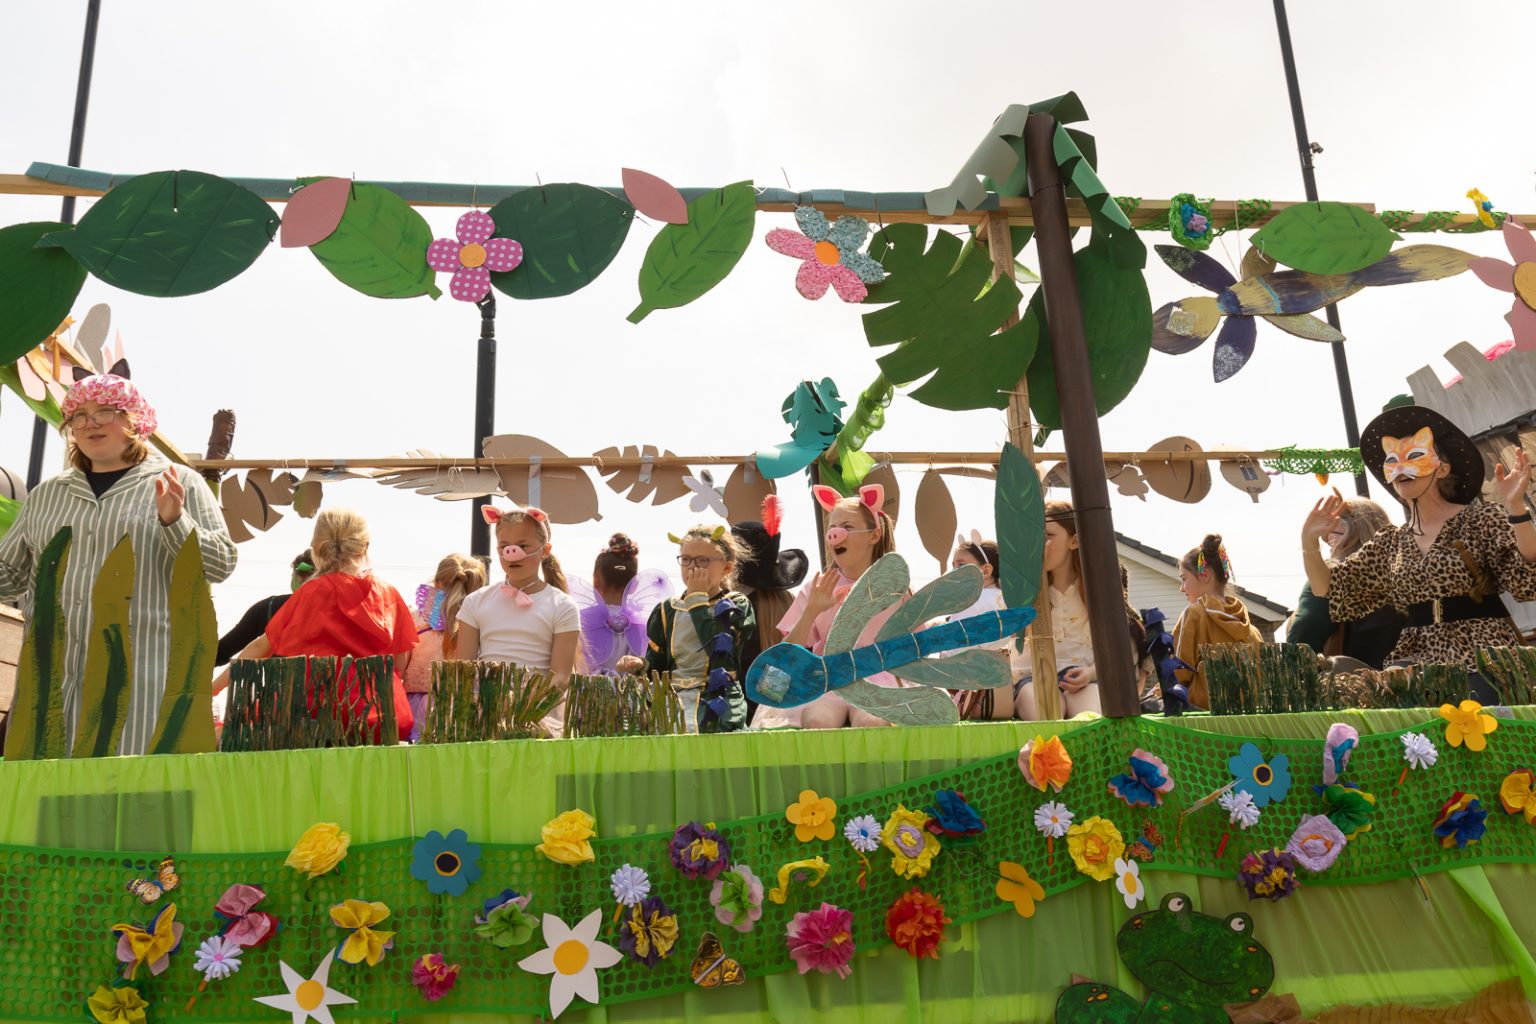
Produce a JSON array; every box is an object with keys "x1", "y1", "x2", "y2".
[
  {"x1": 1467, "y1": 220, "x2": 1536, "y2": 351},
  {"x1": 764, "y1": 207, "x2": 886, "y2": 302},
  {"x1": 786, "y1": 789, "x2": 838, "y2": 842},
  {"x1": 995, "y1": 861, "x2": 1046, "y2": 918},
  {"x1": 1440, "y1": 700, "x2": 1498, "y2": 752},
  {"x1": 517, "y1": 910, "x2": 623, "y2": 1020},
  {"x1": 1065, "y1": 815, "x2": 1124, "y2": 882},
  {"x1": 427, "y1": 210, "x2": 524, "y2": 303},
  {"x1": 884, "y1": 888, "x2": 950, "y2": 960},
  {"x1": 1018, "y1": 734, "x2": 1073, "y2": 793}
]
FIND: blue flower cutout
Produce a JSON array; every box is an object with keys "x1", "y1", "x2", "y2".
[
  {"x1": 926, "y1": 790, "x2": 985, "y2": 837},
  {"x1": 410, "y1": 828, "x2": 482, "y2": 896},
  {"x1": 1228, "y1": 743, "x2": 1292, "y2": 808}
]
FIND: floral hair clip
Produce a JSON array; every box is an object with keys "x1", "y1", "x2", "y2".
[{"x1": 1194, "y1": 544, "x2": 1234, "y2": 582}]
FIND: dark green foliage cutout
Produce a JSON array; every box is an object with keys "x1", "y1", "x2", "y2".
[
  {"x1": 1024, "y1": 231, "x2": 1152, "y2": 430},
  {"x1": 40, "y1": 171, "x2": 278, "y2": 297},
  {"x1": 996, "y1": 442, "x2": 1045, "y2": 610},
  {"x1": 1250, "y1": 201, "x2": 1401, "y2": 276},
  {"x1": 148, "y1": 533, "x2": 217, "y2": 754},
  {"x1": 1055, "y1": 893, "x2": 1274, "y2": 1024},
  {"x1": 861, "y1": 224, "x2": 1038, "y2": 411},
  {"x1": 311, "y1": 183, "x2": 441, "y2": 299},
  {"x1": 628, "y1": 181, "x2": 756, "y2": 323},
  {"x1": 0, "y1": 221, "x2": 87, "y2": 362},
  {"x1": 72, "y1": 535, "x2": 134, "y2": 758},
  {"x1": 4, "y1": 528, "x2": 71, "y2": 761},
  {"x1": 489, "y1": 183, "x2": 634, "y2": 300}
]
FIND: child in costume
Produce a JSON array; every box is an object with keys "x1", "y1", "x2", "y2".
[
  {"x1": 399, "y1": 553, "x2": 486, "y2": 740},
  {"x1": 948, "y1": 532, "x2": 1013, "y2": 720},
  {"x1": 456, "y1": 505, "x2": 581, "y2": 733},
  {"x1": 731, "y1": 496, "x2": 810, "y2": 701},
  {"x1": 618, "y1": 525, "x2": 755, "y2": 733},
  {"x1": 1172, "y1": 534, "x2": 1264, "y2": 708},
  {"x1": 1287, "y1": 497, "x2": 1403, "y2": 668},
  {"x1": 567, "y1": 533, "x2": 672, "y2": 676}
]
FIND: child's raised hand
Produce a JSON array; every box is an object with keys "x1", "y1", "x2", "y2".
[
  {"x1": 682, "y1": 564, "x2": 712, "y2": 597},
  {"x1": 804, "y1": 569, "x2": 844, "y2": 616}
]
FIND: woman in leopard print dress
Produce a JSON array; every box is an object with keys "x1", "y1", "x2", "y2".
[{"x1": 1301, "y1": 406, "x2": 1536, "y2": 673}]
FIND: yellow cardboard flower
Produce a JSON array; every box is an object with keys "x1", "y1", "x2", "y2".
[
  {"x1": 537, "y1": 809, "x2": 596, "y2": 866},
  {"x1": 88, "y1": 985, "x2": 147, "y2": 1024},
  {"x1": 330, "y1": 899, "x2": 395, "y2": 966},
  {"x1": 1440, "y1": 700, "x2": 1498, "y2": 752},
  {"x1": 882, "y1": 805, "x2": 941, "y2": 879},
  {"x1": 786, "y1": 789, "x2": 838, "y2": 842},
  {"x1": 1499, "y1": 768, "x2": 1536, "y2": 824},
  {"x1": 285, "y1": 822, "x2": 351, "y2": 878},
  {"x1": 995, "y1": 861, "x2": 1046, "y2": 918},
  {"x1": 1066, "y1": 816, "x2": 1124, "y2": 882}
]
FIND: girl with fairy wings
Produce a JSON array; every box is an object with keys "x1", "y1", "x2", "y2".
[{"x1": 567, "y1": 533, "x2": 672, "y2": 676}]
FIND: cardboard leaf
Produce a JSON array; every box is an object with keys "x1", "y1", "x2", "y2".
[
  {"x1": 0, "y1": 222, "x2": 87, "y2": 363},
  {"x1": 622, "y1": 168, "x2": 688, "y2": 224},
  {"x1": 1025, "y1": 232, "x2": 1153, "y2": 430},
  {"x1": 824, "y1": 553, "x2": 909, "y2": 655},
  {"x1": 861, "y1": 224, "x2": 1038, "y2": 411},
  {"x1": 628, "y1": 181, "x2": 755, "y2": 322},
  {"x1": 1217, "y1": 271, "x2": 1361, "y2": 316},
  {"x1": 1212, "y1": 315, "x2": 1258, "y2": 382},
  {"x1": 293, "y1": 478, "x2": 324, "y2": 518},
  {"x1": 895, "y1": 649, "x2": 1012, "y2": 690},
  {"x1": 1151, "y1": 298, "x2": 1219, "y2": 355},
  {"x1": 148, "y1": 534, "x2": 216, "y2": 754},
  {"x1": 280, "y1": 176, "x2": 351, "y2": 247},
  {"x1": 1350, "y1": 244, "x2": 1474, "y2": 287},
  {"x1": 310, "y1": 183, "x2": 441, "y2": 299},
  {"x1": 76, "y1": 303, "x2": 111, "y2": 371},
  {"x1": 1155, "y1": 244, "x2": 1235, "y2": 293},
  {"x1": 374, "y1": 450, "x2": 501, "y2": 501},
  {"x1": 1108, "y1": 462, "x2": 1150, "y2": 501},
  {"x1": 995, "y1": 443, "x2": 1044, "y2": 609},
  {"x1": 758, "y1": 379, "x2": 846, "y2": 479},
  {"x1": 4, "y1": 527, "x2": 71, "y2": 760},
  {"x1": 482, "y1": 434, "x2": 602, "y2": 524},
  {"x1": 41, "y1": 171, "x2": 277, "y2": 297},
  {"x1": 936, "y1": 466, "x2": 996, "y2": 480},
  {"x1": 489, "y1": 183, "x2": 634, "y2": 300},
  {"x1": 1250, "y1": 202, "x2": 1400, "y2": 275},
  {"x1": 1143, "y1": 435, "x2": 1212, "y2": 503},
  {"x1": 722, "y1": 462, "x2": 775, "y2": 523},
  {"x1": 840, "y1": 677, "x2": 959, "y2": 726},
  {"x1": 1220, "y1": 459, "x2": 1270, "y2": 503},
  {"x1": 221, "y1": 472, "x2": 282, "y2": 544},
  {"x1": 877, "y1": 563, "x2": 983, "y2": 640},
  {"x1": 1262, "y1": 313, "x2": 1343, "y2": 343},
  {"x1": 72, "y1": 536, "x2": 134, "y2": 758},
  {"x1": 914, "y1": 470, "x2": 957, "y2": 573}
]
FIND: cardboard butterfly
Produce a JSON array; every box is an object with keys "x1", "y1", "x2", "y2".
[
  {"x1": 691, "y1": 932, "x2": 745, "y2": 988},
  {"x1": 125, "y1": 856, "x2": 179, "y2": 905}
]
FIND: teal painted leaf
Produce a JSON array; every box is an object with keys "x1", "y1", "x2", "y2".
[
  {"x1": 824, "y1": 553, "x2": 909, "y2": 655},
  {"x1": 841, "y1": 677, "x2": 959, "y2": 726},
  {"x1": 1024, "y1": 231, "x2": 1152, "y2": 430},
  {"x1": 311, "y1": 183, "x2": 441, "y2": 299},
  {"x1": 489, "y1": 183, "x2": 634, "y2": 299},
  {"x1": 1250, "y1": 202, "x2": 1401, "y2": 276},
  {"x1": 40, "y1": 171, "x2": 277, "y2": 297},
  {"x1": 996, "y1": 443, "x2": 1044, "y2": 609},
  {"x1": 0, "y1": 222, "x2": 86, "y2": 362},
  {"x1": 877, "y1": 564, "x2": 983, "y2": 641},
  {"x1": 628, "y1": 181, "x2": 755, "y2": 323}
]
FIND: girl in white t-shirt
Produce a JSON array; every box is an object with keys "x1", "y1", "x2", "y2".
[{"x1": 456, "y1": 506, "x2": 581, "y2": 729}]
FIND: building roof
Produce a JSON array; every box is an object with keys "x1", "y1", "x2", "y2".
[{"x1": 1115, "y1": 532, "x2": 1292, "y2": 619}]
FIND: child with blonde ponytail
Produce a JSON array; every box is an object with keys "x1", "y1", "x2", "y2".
[{"x1": 399, "y1": 553, "x2": 488, "y2": 740}]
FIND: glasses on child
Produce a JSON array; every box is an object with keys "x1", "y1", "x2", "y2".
[
  {"x1": 65, "y1": 409, "x2": 123, "y2": 431},
  {"x1": 677, "y1": 555, "x2": 723, "y2": 569}
]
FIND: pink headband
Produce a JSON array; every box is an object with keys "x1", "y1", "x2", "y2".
[
  {"x1": 811, "y1": 483, "x2": 885, "y2": 516},
  {"x1": 61, "y1": 371, "x2": 157, "y2": 437},
  {"x1": 481, "y1": 504, "x2": 549, "y2": 526}
]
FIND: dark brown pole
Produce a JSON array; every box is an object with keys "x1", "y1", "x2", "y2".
[{"x1": 1023, "y1": 113, "x2": 1139, "y2": 718}]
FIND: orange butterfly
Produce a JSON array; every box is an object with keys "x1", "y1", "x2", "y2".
[
  {"x1": 125, "y1": 856, "x2": 179, "y2": 904},
  {"x1": 690, "y1": 932, "x2": 745, "y2": 988}
]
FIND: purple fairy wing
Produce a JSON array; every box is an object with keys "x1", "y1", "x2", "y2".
[
  {"x1": 567, "y1": 576, "x2": 600, "y2": 611},
  {"x1": 579, "y1": 602, "x2": 620, "y2": 673},
  {"x1": 621, "y1": 570, "x2": 674, "y2": 658}
]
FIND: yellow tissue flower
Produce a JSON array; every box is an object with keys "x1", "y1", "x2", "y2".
[
  {"x1": 330, "y1": 899, "x2": 395, "y2": 966},
  {"x1": 88, "y1": 985, "x2": 147, "y2": 1024},
  {"x1": 537, "y1": 809, "x2": 596, "y2": 865},
  {"x1": 285, "y1": 822, "x2": 351, "y2": 878}
]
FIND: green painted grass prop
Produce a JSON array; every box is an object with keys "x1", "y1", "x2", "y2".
[
  {"x1": 3, "y1": 527, "x2": 70, "y2": 761},
  {"x1": 1204, "y1": 643, "x2": 1332, "y2": 716},
  {"x1": 1477, "y1": 647, "x2": 1536, "y2": 706},
  {"x1": 628, "y1": 181, "x2": 755, "y2": 323},
  {"x1": 0, "y1": 221, "x2": 87, "y2": 362},
  {"x1": 39, "y1": 171, "x2": 278, "y2": 297},
  {"x1": 418, "y1": 660, "x2": 563, "y2": 743},
  {"x1": 995, "y1": 442, "x2": 1045, "y2": 611},
  {"x1": 147, "y1": 533, "x2": 217, "y2": 754},
  {"x1": 1250, "y1": 201, "x2": 1402, "y2": 276},
  {"x1": 71, "y1": 535, "x2": 134, "y2": 758},
  {"x1": 221, "y1": 655, "x2": 398, "y2": 751},
  {"x1": 310, "y1": 182, "x2": 441, "y2": 299},
  {"x1": 564, "y1": 672, "x2": 686, "y2": 738},
  {"x1": 489, "y1": 183, "x2": 634, "y2": 299}
]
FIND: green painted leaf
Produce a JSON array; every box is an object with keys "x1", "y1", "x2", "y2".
[
  {"x1": 4, "y1": 528, "x2": 71, "y2": 761},
  {"x1": 861, "y1": 224, "x2": 1038, "y2": 411},
  {"x1": 310, "y1": 183, "x2": 441, "y2": 299},
  {"x1": 1024, "y1": 232, "x2": 1152, "y2": 430},
  {"x1": 0, "y1": 361, "x2": 62, "y2": 426},
  {"x1": 996, "y1": 443, "x2": 1044, "y2": 609},
  {"x1": 628, "y1": 181, "x2": 755, "y2": 323},
  {"x1": 877, "y1": 564, "x2": 983, "y2": 641},
  {"x1": 148, "y1": 533, "x2": 217, "y2": 754},
  {"x1": 40, "y1": 171, "x2": 277, "y2": 296},
  {"x1": 1250, "y1": 202, "x2": 1401, "y2": 276},
  {"x1": 841, "y1": 677, "x2": 959, "y2": 726},
  {"x1": 0, "y1": 222, "x2": 86, "y2": 362},
  {"x1": 489, "y1": 183, "x2": 634, "y2": 299},
  {"x1": 824, "y1": 553, "x2": 910, "y2": 656},
  {"x1": 895, "y1": 649, "x2": 1013, "y2": 690},
  {"x1": 72, "y1": 535, "x2": 134, "y2": 758}
]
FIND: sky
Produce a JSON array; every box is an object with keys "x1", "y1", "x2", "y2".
[{"x1": 2, "y1": 0, "x2": 1534, "y2": 631}]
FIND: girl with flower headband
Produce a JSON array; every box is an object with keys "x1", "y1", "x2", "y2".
[
  {"x1": 455, "y1": 505, "x2": 581, "y2": 733},
  {"x1": 755, "y1": 484, "x2": 906, "y2": 730},
  {"x1": 615, "y1": 525, "x2": 755, "y2": 733},
  {"x1": 398, "y1": 553, "x2": 487, "y2": 740},
  {"x1": 1173, "y1": 533, "x2": 1263, "y2": 708},
  {"x1": 0, "y1": 362, "x2": 236, "y2": 755}
]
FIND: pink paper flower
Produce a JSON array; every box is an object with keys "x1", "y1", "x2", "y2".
[
  {"x1": 785, "y1": 902, "x2": 855, "y2": 978},
  {"x1": 411, "y1": 952, "x2": 460, "y2": 1001},
  {"x1": 765, "y1": 207, "x2": 886, "y2": 303},
  {"x1": 1467, "y1": 221, "x2": 1536, "y2": 352},
  {"x1": 427, "y1": 210, "x2": 523, "y2": 302}
]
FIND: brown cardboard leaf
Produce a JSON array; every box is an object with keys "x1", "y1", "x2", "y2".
[
  {"x1": 936, "y1": 465, "x2": 997, "y2": 480},
  {"x1": 593, "y1": 444, "x2": 690, "y2": 505},
  {"x1": 722, "y1": 461, "x2": 776, "y2": 523},
  {"x1": 221, "y1": 472, "x2": 282, "y2": 544},
  {"x1": 482, "y1": 433, "x2": 602, "y2": 524},
  {"x1": 861, "y1": 463, "x2": 902, "y2": 522},
  {"x1": 374, "y1": 448, "x2": 502, "y2": 501},
  {"x1": 914, "y1": 470, "x2": 958, "y2": 573},
  {"x1": 292, "y1": 479, "x2": 324, "y2": 518},
  {"x1": 247, "y1": 468, "x2": 297, "y2": 507},
  {"x1": 1106, "y1": 461, "x2": 1150, "y2": 501},
  {"x1": 1042, "y1": 462, "x2": 1070, "y2": 489},
  {"x1": 1219, "y1": 459, "x2": 1270, "y2": 503},
  {"x1": 1143, "y1": 436, "x2": 1212, "y2": 503}
]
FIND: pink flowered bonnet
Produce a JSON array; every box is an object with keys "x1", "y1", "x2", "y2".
[{"x1": 61, "y1": 359, "x2": 158, "y2": 437}]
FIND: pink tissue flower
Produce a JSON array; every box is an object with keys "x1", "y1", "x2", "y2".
[
  {"x1": 785, "y1": 902, "x2": 856, "y2": 978},
  {"x1": 426, "y1": 210, "x2": 523, "y2": 302},
  {"x1": 411, "y1": 952, "x2": 460, "y2": 1001}
]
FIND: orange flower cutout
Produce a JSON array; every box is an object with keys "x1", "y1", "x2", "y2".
[
  {"x1": 786, "y1": 789, "x2": 838, "y2": 842},
  {"x1": 1440, "y1": 701, "x2": 1498, "y2": 752},
  {"x1": 995, "y1": 861, "x2": 1046, "y2": 918},
  {"x1": 1018, "y1": 735, "x2": 1073, "y2": 793}
]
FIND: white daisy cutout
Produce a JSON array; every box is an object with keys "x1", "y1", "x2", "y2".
[
  {"x1": 1113, "y1": 858, "x2": 1145, "y2": 909},
  {"x1": 253, "y1": 951, "x2": 356, "y2": 1024},
  {"x1": 517, "y1": 909, "x2": 623, "y2": 1019}
]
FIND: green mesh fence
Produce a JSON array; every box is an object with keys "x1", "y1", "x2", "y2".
[{"x1": 7, "y1": 713, "x2": 1536, "y2": 1021}]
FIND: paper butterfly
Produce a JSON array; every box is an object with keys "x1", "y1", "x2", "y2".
[
  {"x1": 1381, "y1": 427, "x2": 1440, "y2": 483},
  {"x1": 1127, "y1": 821, "x2": 1164, "y2": 862},
  {"x1": 684, "y1": 470, "x2": 729, "y2": 518},
  {"x1": 126, "y1": 856, "x2": 180, "y2": 905},
  {"x1": 690, "y1": 931, "x2": 745, "y2": 988}
]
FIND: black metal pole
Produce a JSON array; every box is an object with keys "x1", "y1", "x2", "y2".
[
  {"x1": 469, "y1": 294, "x2": 496, "y2": 557},
  {"x1": 26, "y1": 0, "x2": 102, "y2": 490},
  {"x1": 1272, "y1": 0, "x2": 1369, "y2": 497}
]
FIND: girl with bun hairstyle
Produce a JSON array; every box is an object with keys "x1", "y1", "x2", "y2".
[
  {"x1": 1172, "y1": 533, "x2": 1263, "y2": 708},
  {"x1": 569, "y1": 533, "x2": 673, "y2": 675},
  {"x1": 399, "y1": 553, "x2": 488, "y2": 740}
]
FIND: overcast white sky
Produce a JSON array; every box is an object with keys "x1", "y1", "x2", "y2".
[{"x1": 3, "y1": 0, "x2": 1534, "y2": 629}]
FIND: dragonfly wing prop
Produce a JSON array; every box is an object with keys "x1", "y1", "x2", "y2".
[
  {"x1": 875, "y1": 564, "x2": 982, "y2": 642},
  {"x1": 893, "y1": 649, "x2": 1012, "y2": 690},
  {"x1": 744, "y1": 642, "x2": 832, "y2": 709},
  {"x1": 824, "y1": 553, "x2": 909, "y2": 655}
]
